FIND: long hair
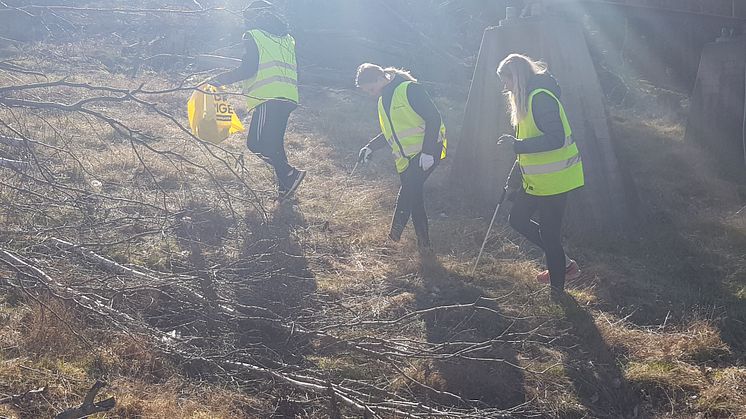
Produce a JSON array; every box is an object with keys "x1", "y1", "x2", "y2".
[
  {"x1": 355, "y1": 63, "x2": 417, "y2": 87},
  {"x1": 496, "y1": 53, "x2": 547, "y2": 126}
]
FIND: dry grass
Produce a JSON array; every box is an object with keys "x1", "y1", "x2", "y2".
[
  {"x1": 108, "y1": 380, "x2": 267, "y2": 419},
  {"x1": 624, "y1": 360, "x2": 706, "y2": 413},
  {"x1": 600, "y1": 316, "x2": 730, "y2": 362},
  {"x1": 252, "y1": 92, "x2": 746, "y2": 417},
  {"x1": 697, "y1": 367, "x2": 746, "y2": 417},
  {"x1": 0, "y1": 296, "x2": 266, "y2": 418},
  {"x1": 19, "y1": 298, "x2": 85, "y2": 357},
  {"x1": 2, "y1": 21, "x2": 746, "y2": 418}
]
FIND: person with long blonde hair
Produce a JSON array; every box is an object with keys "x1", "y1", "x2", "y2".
[
  {"x1": 355, "y1": 63, "x2": 447, "y2": 252},
  {"x1": 496, "y1": 53, "x2": 584, "y2": 291}
]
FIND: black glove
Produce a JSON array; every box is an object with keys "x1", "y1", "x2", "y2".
[
  {"x1": 505, "y1": 160, "x2": 522, "y2": 202},
  {"x1": 506, "y1": 186, "x2": 521, "y2": 202},
  {"x1": 497, "y1": 134, "x2": 516, "y2": 146},
  {"x1": 506, "y1": 160, "x2": 521, "y2": 187}
]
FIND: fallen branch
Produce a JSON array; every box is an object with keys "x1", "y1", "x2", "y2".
[
  {"x1": 0, "y1": 157, "x2": 28, "y2": 170},
  {"x1": 54, "y1": 381, "x2": 115, "y2": 419},
  {"x1": 0, "y1": 134, "x2": 27, "y2": 147},
  {"x1": 1, "y1": 241, "x2": 538, "y2": 417},
  {"x1": 0, "y1": 387, "x2": 46, "y2": 405}
]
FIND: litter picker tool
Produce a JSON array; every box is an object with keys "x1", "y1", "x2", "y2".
[{"x1": 471, "y1": 159, "x2": 517, "y2": 276}]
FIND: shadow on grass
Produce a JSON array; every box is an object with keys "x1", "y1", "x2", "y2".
[
  {"x1": 554, "y1": 292, "x2": 640, "y2": 418},
  {"x1": 407, "y1": 254, "x2": 527, "y2": 410},
  {"x1": 234, "y1": 202, "x2": 317, "y2": 362},
  {"x1": 586, "y1": 117, "x2": 746, "y2": 356},
  {"x1": 584, "y1": 222, "x2": 746, "y2": 356}
]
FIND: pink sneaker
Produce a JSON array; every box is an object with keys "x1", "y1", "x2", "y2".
[{"x1": 536, "y1": 260, "x2": 581, "y2": 284}]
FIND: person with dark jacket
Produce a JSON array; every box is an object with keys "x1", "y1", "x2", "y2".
[
  {"x1": 497, "y1": 53, "x2": 585, "y2": 291},
  {"x1": 355, "y1": 63, "x2": 447, "y2": 252},
  {"x1": 209, "y1": 1, "x2": 305, "y2": 200}
]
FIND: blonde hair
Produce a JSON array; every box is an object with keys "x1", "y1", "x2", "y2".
[
  {"x1": 355, "y1": 63, "x2": 417, "y2": 87},
  {"x1": 496, "y1": 53, "x2": 547, "y2": 126}
]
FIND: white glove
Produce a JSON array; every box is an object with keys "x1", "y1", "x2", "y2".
[
  {"x1": 419, "y1": 153, "x2": 434, "y2": 171},
  {"x1": 358, "y1": 146, "x2": 373, "y2": 164}
]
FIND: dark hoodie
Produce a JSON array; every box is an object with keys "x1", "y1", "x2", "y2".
[
  {"x1": 246, "y1": 11, "x2": 290, "y2": 37},
  {"x1": 211, "y1": 11, "x2": 291, "y2": 87},
  {"x1": 512, "y1": 73, "x2": 567, "y2": 155}
]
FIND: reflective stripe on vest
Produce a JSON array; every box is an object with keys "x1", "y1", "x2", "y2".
[
  {"x1": 516, "y1": 88, "x2": 584, "y2": 196},
  {"x1": 521, "y1": 153, "x2": 582, "y2": 175},
  {"x1": 242, "y1": 30, "x2": 299, "y2": 111},
  {"x1": 377, "y1": 81, "x2": 447, "y2": 173}
]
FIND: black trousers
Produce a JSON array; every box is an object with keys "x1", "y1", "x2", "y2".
[
  {"x1": 390, "y1": 157, "x2": 435, "y2": 246},
  {"x1": 247, "y1": 99, "x2": 297, "y2": 188},
  {"x1": 508, "y1": 189, "x2": 569, "y2": 289}
]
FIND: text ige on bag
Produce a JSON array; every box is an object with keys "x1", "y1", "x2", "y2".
[{"x1": 188, "y1": 85, "x2": 245, "y2": 143}]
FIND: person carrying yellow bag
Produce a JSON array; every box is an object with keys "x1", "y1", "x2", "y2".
[
  {"x1": 207, "y1": 1, "x2": 305, "y2": 200},
  {"x1": 188, "y1": 84, "x2": 245, "y2": 144}
]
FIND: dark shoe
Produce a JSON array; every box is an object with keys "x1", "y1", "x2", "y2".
[
  {"x1": 418, "y1": 244, "x2": 435, "y2": 258},
  {"x1": 417, "y1": 236, "x2": 431, "y2": 251},
  {"x1": 416, "y1": 233, "x2": 430, "y2": 250},
  {"x1": 550, "y1": 287, "x2": 567, "y2": 302},
  {"x1": 280, "y1": 169, "x2": 306, "y2": 199}
]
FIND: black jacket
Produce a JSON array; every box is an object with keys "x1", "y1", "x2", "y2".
[{"x1": 211, "y1": 12, "x2": 291, "y2": 87}]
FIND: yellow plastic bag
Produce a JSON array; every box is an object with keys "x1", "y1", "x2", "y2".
[{"x1": 187, "y1": 84, "x2": 245, "y2": 143}]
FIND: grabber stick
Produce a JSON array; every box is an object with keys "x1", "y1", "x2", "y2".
[
  {"x1": 471, "y1": 160, "x2": 517, "y2": 276},
  {"x1": 471, "y1": 186, "x2": 508, "y2": 275},
  {"x1": 323, "y1": 160, "x2": 360, "y2": 230}
]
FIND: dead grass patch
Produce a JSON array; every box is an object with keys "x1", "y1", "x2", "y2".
[
  {"x1": 600, "y1": 317, "x2": 730, "y2": 363},
  {"x1": 20, "y1": 298, "x2": 85, "y2": 357},
  {"x1": 697, "y1": 367, "x2": 746, "y2": 417},
  {"x1": 308, "y1": 355, "x2": 381, "y2": 382},
  {"x1": 389, "y1": 359, "x2": 447, "y2": 397},
  {"x1": 625, "y1": 360, "x2": 706, "y2": 413},
  {"x1": 101, "y1": 336, "x2": 177, "y2": 383},
  {"x1": 110, "y1": 379, "x2": 266, "y2": 419}
]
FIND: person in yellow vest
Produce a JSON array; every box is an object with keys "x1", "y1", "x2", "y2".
[
  {"x1": 355, "y1": 63, "x2": 447, "y2": 252},
  {"x1": 209, "y1": 1, "x2": 304, "y2": 200},
  {"x1": 496, "y1": 53, "x2": 584, "y2": 291}
]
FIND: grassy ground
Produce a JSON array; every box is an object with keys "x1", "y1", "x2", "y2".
[
  {"x1": 1, "y1": 34, "x2": 745, "y2": 418},
  {"x1": 288, "y1": 89, "x2": 746, "y2": 417}
]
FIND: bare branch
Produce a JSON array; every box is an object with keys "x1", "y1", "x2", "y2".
[
  {"x1": 54, "y1": 381, "x2": 115, "y2": 419},
  {"x1": 1, "y1": 4, "x2": 229, "y2": 16},
  {"x1": 0, "y1": 387, "x2": 46, "y2": 405}
]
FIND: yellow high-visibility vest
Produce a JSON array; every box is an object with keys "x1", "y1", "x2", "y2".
[
  {"x1": 242, "y1": 29, "x2": 298, "y2": 110},
  {"x1": 516, "y1": 88, "x2": 584, "y2": 196},
  {"x1": 377, "y1": 81, "x2": 447, "y2": 173}
]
